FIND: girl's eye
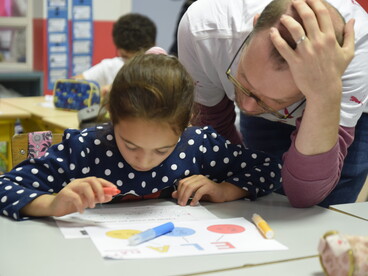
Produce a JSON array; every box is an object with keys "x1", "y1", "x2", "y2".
[
  {"x1": 125, "y1": 144, "x2": 137, "y2": 151},
  {"x1": 155, "y1": 150, "x2": 168, "y2": 155}
]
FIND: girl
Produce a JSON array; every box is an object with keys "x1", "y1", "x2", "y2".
[{"x1": 0, "y1": 54, "x2": 282, "y2": 221}]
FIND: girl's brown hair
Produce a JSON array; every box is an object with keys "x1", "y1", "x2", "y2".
[{"x1": 108, "y1": 54, "x2": 194, "y2": 135}]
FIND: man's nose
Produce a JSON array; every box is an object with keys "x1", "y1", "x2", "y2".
[{"x1": 238, "y1": 94, "x2": 260, "y2": 113}]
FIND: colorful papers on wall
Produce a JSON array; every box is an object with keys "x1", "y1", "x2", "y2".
[
  {"x1": 47, "y1": 0, "x2": 69, "y2": 89},
  {"x1": 71, "y1": 0, "x2": 93, "y2": 76}
]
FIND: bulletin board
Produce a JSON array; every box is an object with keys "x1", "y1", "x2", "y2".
[
  {"x1": 71, "y1": 0, "x2": 93, "y2": 76},
  {"x1": 46, "y1": 0, "x2": 93, "y2": 89},
  {"x1": 47, "y1": 0, "x2": 69, "y2": 89}
]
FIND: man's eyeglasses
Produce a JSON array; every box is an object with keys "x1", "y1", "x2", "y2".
[{"x1": 226, "y1": 32, "x2": 305, "y2": 119}]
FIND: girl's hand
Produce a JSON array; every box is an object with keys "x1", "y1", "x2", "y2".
[
  {"x1": 49, "y1": 177, "x2": 117, "y2": 217},
  {"x1": 172, "y1": 175, "x2": 247, "y2": 206}
]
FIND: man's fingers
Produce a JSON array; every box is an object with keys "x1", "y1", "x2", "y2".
[
  {"x1": 280, "y1": 15, "x2": 308, "y2": 47},
  {"x1": 269, "y1": 27, "x2": 296, "y2": 61},
  {"x1": 342, "y1": 19, "x2": 355, "y2": 57},
  {"x1": 292, "y1": 0, "x2": 321, "y2": 39},
  {"x1": 307, "y1": 0, "x2": 334, "y2": 34}
]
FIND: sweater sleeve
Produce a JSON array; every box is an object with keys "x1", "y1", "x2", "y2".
[
  {"x1": 282, "y1": 118, "x2": 355, "y2": 207},
  {"x1": 191, "y1": 95, "x2": 243, "y2": 145}
]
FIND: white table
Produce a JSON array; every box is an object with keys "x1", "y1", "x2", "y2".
[
  {"x1": 0, "y1": 193, "x2": 367, "y2": 276},
  {"x1": 330, "y1": 201, "x2": 368, "y2": 221},
  {"x1": 188, "y1": 256, "x2": 324, "y2": 276}
]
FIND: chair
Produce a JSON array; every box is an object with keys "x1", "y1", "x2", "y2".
[{"x1": 11, "y1": 131, "x2": 63, "y2": 168}]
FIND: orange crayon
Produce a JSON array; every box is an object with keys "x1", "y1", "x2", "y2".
[{"x1": 103, "y1": 187, "x2": 120, "y2": 196}]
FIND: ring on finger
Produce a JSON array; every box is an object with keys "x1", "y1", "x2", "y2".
[{"x1": 296, "y1": 35, "x2": 307, "y2": 45}]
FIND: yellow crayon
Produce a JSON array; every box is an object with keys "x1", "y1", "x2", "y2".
[{"x1": 252, "y1": 213, "x2": 274, "y2": 239}]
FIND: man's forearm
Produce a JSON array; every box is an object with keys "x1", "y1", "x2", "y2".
[
  {"x1": 282, "y1": 122, "x2": 355, "y2": 207},
  {"x1": 295, "y1": 95, "x2": 341, "y2": 155}
]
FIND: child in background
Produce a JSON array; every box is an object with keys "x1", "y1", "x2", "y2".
[
  {"x1": 0, "y1": 53, "x2": 282, "y2": 221},
  {"x1": 74, "y1": 13, "x2": 156, "y2": 95}
]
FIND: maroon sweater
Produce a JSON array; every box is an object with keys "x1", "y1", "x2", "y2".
[{"x1": 192, "y1": 95, "x2": 355, "y2": 207}]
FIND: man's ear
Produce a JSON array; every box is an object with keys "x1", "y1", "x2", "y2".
[{"x1": 253, "y1": 14, "x2": 260, "y2": 26}]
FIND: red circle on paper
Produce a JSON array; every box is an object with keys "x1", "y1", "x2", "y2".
[{"x1": 207, "y1": 224, "x2": 245, "y2": 234}]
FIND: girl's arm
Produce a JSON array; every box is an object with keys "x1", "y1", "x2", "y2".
[{"x1": 20, "y1": 177, "x2": 117, "y2": 217}]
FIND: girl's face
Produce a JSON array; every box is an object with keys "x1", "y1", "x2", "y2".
[{"x1": 114, "y1": 118, "x2": 180, "y2": 171}]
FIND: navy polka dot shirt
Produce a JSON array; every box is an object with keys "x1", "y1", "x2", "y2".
[{"x1": 0, "y1": 124, "x2": 282, "y2": 220}]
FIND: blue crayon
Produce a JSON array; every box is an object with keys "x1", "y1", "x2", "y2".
[{"x1": 128, "y1": 222, "x2": 174, "y2": 246}]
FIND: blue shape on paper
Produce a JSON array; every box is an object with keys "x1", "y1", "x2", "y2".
[
  {"x1": 166, "y1": 227, "x2": 195, "y2": 237},
  {"x1": 181, "y1": 243, "x2": 204, "y2": 250}
]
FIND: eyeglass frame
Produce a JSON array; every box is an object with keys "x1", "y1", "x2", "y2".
[{"x1": 225, "y1": 32, "x2": 306, "y2": 119}]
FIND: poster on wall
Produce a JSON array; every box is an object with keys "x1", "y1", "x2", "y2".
[
  {"x1": 47, "y1": 0, "x2": 69, "y2": 90},
  {"x1": 71, "y1": 0, "x2": 93, "y2": 76}
]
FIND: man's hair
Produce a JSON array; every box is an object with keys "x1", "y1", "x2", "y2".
[
  {"x1": 112, "y1": 13, "x2": 157, "y2": 52},
  {"x1": 253, "y1": 0, "x2": 345, "y2": 69}
]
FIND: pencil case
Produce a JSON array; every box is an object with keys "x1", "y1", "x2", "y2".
[
  {"x1": 318, "y1": 231, "x2": 368, "y2": 276},
  {"x1": 53, "y1": 79, "x2": 100, "y2": 111},
  {"x1": 28, "y1": 131, "x2": 53, "y2": 159}
]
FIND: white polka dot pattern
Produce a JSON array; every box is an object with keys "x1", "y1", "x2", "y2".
[{"x1": 0, "y1": 125, "x2": 282, "y2": 220}]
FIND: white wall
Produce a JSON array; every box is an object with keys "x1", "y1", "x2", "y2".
[
  {"x1": 33, "y1": 0, "x2": 132, "y2": 20},
  {"x1": 132, "y1": 0, "x2": 183, "y2": 52},
  {"x1": 94, "y1": 0, "x2": 132, "y2": 21}
]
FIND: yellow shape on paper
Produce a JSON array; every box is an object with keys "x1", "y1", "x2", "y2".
[
  {"x1": 106, "y1": 229, "x2": 141, "y2": 239},
  {"x1": 147, "y1": 245, "x2": 170, "y2": 253}
]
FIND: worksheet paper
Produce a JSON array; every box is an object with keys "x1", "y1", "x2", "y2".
[
  {"x1": 54, "y1": 204, "x2": 217, "y2": 239},
  {"x1": 85, "y1": 217, "x2": 288, "y2": 260}
]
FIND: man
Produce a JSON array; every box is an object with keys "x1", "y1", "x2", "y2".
[
  {"x1": 168, "y1": 0, "x2": 197, "y2": 56},
  {"x1": 178, "y1": 0, "x2": 368, "y2": 207},
  {"x1": 74, "y1": 13, "x2": 156, "y2": 92}
]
